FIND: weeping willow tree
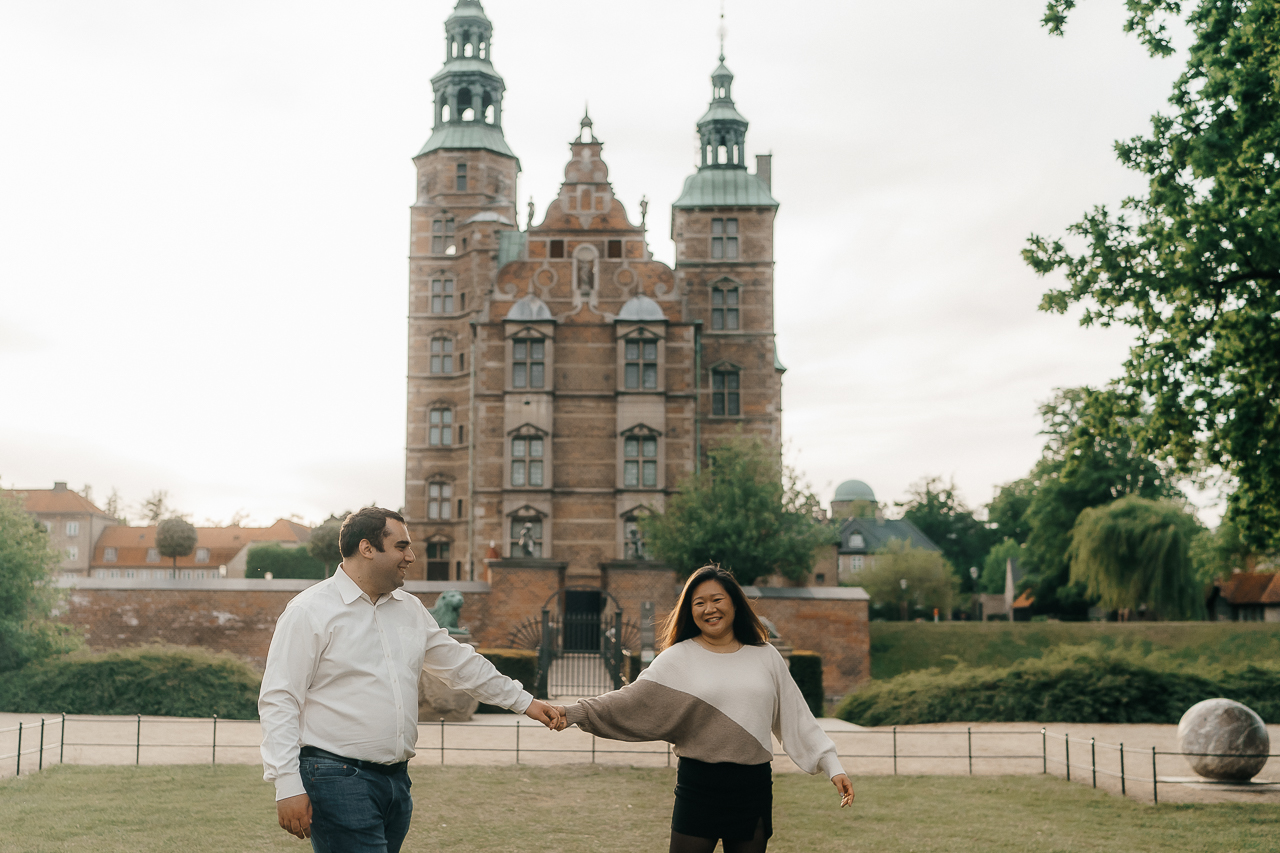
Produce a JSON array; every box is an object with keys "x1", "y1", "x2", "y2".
[{"x1": 1068, "y1": 496, "x2": 1204, "y2": 619}]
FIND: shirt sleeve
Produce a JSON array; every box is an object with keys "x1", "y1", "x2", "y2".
[
  {"x1": 769, "y1": 647, "x2": 845, "y2": 779},
  {"x1": 258, "y1": 601, "x2": 319, "y2": 800},
  {"x1": 562, "y1": 652, "x2": 684, "y2": 742},
  {"x1": 419, "y1": 613, "x2": 533, "y2": 713}
]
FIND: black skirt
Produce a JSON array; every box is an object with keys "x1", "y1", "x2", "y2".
[{"x1": 672, "y1": 757, "x2": 773, "y2": 842}]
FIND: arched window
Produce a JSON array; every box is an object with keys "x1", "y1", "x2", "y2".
[
  {"x1": 717, "y1": 145, "x2": 728, "y2": 164},
  {"x1": 441, "y1": 103, "x2": 451, "y2": 122},
  {"x1": 451, "y1": 40, "x2": 458, "y2": 58},
  {"x1": 430, "y1": 337, "x2": 454, "y2": 373},
  {"x1": 429, "y1": 408, "x2": 453, "y2": 446},
  {"x1": 463, "y1": 41, "x2": 473, "y2": 57},
  {"x1": 427, "y1": 481, "x2": 453, "y2": 520},
  {"x1": 732, "y1": 144, "x2": 740, "y2": 164},
  {"x1": 479, "y1": 41, "x2": 487, "y2": 59},
  {"x1": 511, "y1": 435, "x2": 544, "y2": 487},
  {"x1": 485, "y1": 104, "x2": 495, "y2": 124}
]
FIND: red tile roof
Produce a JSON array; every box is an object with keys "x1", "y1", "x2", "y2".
[
  {"x1": 4, "y1": 487, "x2": 112, "y2": 516},
  {"x1": 91, "y1": 519, "x2": 310, "y2": 568},
  {"x1": 1216, "y1": 572, "x2": 1280, "y2": 605}
]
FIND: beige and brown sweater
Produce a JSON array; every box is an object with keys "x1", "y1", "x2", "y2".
[{"x1": 564, "y1": 640, "x2": 845, "y2": 779}]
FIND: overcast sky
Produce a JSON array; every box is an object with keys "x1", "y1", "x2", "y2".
[{"x1": 0, "y1": 0, "x2": 1214, "y2": 528}]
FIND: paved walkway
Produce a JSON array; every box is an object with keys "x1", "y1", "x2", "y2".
[{"x1": 3, "y1": 713, "x2": 1276, "y2": 804}]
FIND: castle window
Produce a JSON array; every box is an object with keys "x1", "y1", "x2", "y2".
[
  {"x1": 442, "y1": 103, "x2": 451, "y2": 122},
  {"x1": 624, "y1": 339, "x2": 658, "y2": 390},
  {"x1": 712, "y1": 369, "x2": 740, "y2": 416},
  {"x1": 511, "y1": 436, "x2": 544, "y2": 487},
  {"x1": 426, "y1": 541, "x2": 450, "y2": 581},
  {"x1": 479, "y1": 41, "x2": 487, "y2": 59},
  {"x1": 430, "y1": 338, "x2": 454, "y2": 373},
  {"x1": 849, "y1": 533, "x2": 865, "y2": 549},
  {"x1": 104, "y1": 547, "x2": 117, "y2": 562},
  {"x1": 512, "y1": 339, "x2": 545, "y2": 389},
  {"x1": 608, "y1": 240, "x2": 622, "y2": 259},
  {"x1": 484, "y1": 104, "x2": 495, "y2": 123},
  {"x1": 428, "y1": 482, "x2": 453, "y2": 520},
  {"x1": 66, "y1": 546, "x2": 78, "y2": 561},
  {"x1": 624, "y1": 436, "x2": 658, "y2": 488},
  {"x1": 717, "y1": 144, "x2": 728, "y2": 164},
  {"x1": 463, "y1": 41, "x2": 473, "y2": 57},
  {"x1": 456, "y1": 164, "x2": 467, "y2": 192},
  {"x1": 146, "y1": 548, "x2": 160, "y2": 563},
  {"x1": 195, "y1": 548, "x2": 209, "y2": 563},
  {"x1": 451, "y1": 40, "x2": 458, "y2": 58},
  {"x1": 432, "y1": 218, "x2": 455, "y2": 254},
  {"x1": 431, "y1": 279, "x2": 455, "y2": 313},
  {"x1": 510, "y1": 517, "x2": 543, "y2": 558},
  {"x1": 549, "y1": 240, "x2": 565, "y2": 258},
  {"x1": 712, "y1": 287, "x2": 739, "y2": 330},
  {"x1": 67, "y1": 521, "x2": 79, "y2": 536},
  {"x1": 711, "y1": 219, "x2": 738, "y2": 260},
  {"x1": 429, "y1": 408, "x2": 453, "y2": 446}
]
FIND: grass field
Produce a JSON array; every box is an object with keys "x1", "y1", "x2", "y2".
[
  {"x1": 2, "y1": 765, "x2": 1278, "y2": 852},
  {"x1": 868, "y1": 621, "x2": 1280, "y2": 680}
]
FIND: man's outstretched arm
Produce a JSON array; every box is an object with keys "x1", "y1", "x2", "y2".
[{"x1": 524, "y1": 698, "x2": 565, "y2": 730}]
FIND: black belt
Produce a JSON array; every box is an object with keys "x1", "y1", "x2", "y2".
[{"x1": 299, "y1": 746, "x2": 409, "y2": 776}]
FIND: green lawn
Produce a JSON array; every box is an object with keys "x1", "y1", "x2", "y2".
[
  {"x1": 869, "y1": 621, "x2": 1280, "y2": 680},
  {"x1": 2, "y1": 765, "x2": 1277, "y2": 852}
]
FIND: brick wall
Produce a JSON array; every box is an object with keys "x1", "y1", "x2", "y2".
[{"x1": 743, "y1": 587, "x2": 871, "y2": 697}]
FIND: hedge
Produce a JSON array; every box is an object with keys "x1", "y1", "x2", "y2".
[
  {"x1": 835, "y1": 644, "x2": 1280, "y2": 726},
  {"x1": 0, "y1": 646, "x2": 261, "y2": 718},
  {"x1": 475, "y1": 648, "x2": 540, "y2": 712},
  {"x1": 789, "y1": 650, "x2": 824, "y2": 717}
]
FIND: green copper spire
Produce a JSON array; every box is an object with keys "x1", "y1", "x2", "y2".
[
  {"x1": 416, "y1": 0, "x2": 516, "y2": 160},
  {"x1": 696, "y1": 53, "x2": 749, "y2": 169}
]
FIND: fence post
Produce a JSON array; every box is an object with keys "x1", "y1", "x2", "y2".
[
  {"x1": 1065, "y1": 733, "x2": 1070, "y2": 782},
  {"x1": 892, "y1": 727, "x2": 898, "y2": 776},
  {"x1": 212, "y1": 715, "x2": 218, "y2": 766},
  {"x1": 1151, "y1": 747, "x2": 1158, "y2": 805},
  {"x1": 1119, "y1": 743, "x2": 1126, "y2": 796},
  {"x1": 16, "y1": 722, "x2": 22, "y2": 777},
  {"x1": 440, "y1": 719, "x2": 446, "y2": 766},
  {"x1": 515, "y1": 718, "x2": 520, "y2": 766},
  {"x1": 667, "y1": 742, "x2": 671, "y2": 768},
  {"x1": 591, "y1": 733, "x2": 596, "y2": 765},
  {"x1": 60, "y1": 713, "x2": 66, "y2": 764},
  {"x1": 967, "y1": 727, "x2": 972, "y2": 775},
  {"x1": 1041, "y1": 728, "x2": 1046, "y2": 774},
  {"x1": 136, "y1": 715, "x2": 141, "y2": 766},
  {"x1": 1091, "y1": 738, "x2": 1096, "y2": 788},
  {"x1": 39, "y1": 719, "x2": 45, "y2": 771}
]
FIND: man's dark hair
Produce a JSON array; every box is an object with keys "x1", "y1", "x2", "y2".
[{"x1": 339, "y1": 508, "x2": 406, "y2": 559}]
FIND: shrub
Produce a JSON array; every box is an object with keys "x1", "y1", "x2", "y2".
[
  {"x1": 835, "y1": 644, "x2": 1280, "y2": 726},
  {"x1": 475, "y1": 648, "x2": 540, "y2": 712},
  {"x1": 0, "y1": 646, "x2": 261, "y2": 718},
  {"x1": 246, "y1": 543, "x2": 327, "y2": 580},
  {"x1": 789, "y1": 650, "x2": 824, "y2": 717}
]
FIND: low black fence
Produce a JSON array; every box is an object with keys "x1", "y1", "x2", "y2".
[{"x1": 2, "y1": 716, "x2": 1274, "y2": 805}]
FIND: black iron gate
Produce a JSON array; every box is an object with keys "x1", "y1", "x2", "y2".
[{"x1": 535, "y1": 587, "x2": 625, "y2": 699}]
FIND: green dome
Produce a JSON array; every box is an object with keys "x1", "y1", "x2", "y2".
[{"x1": 833, "y1": 480, "x2": 875, "y2": 503}]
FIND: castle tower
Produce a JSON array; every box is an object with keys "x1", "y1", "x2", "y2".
[
  {"x1": 672, "y1": 53, "x2": 783, "y2": 453},
  {"x1": 405, "y1": 0, "x2": 520, "y2": 580}
]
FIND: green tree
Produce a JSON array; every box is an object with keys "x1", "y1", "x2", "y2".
[
  {"x1": 986, "y1": 389, "x2": 1181, "y2": 618},
  {"x1": 1190, "y1": 520, "x2": 1252, "y2": 584},
  {"x1": 0, "y1": 494, "x2": 79, "y2": 673},
  {"x1": 156, "y1": 517, "x2": 198, "y2": 567},
  {"x1": 897, "y1": 477, "x2": 994, "y2": 591},
  {"x1": 1028, "y1": 1, "x2": 1280, "y2": 551},
  {"x1": 637, "y1": 436, "x2": 829, "y2": 585},
  {"x1": 979, "y1": 538, "x2": 1024, "y2": 594},
  {"x1": 850, "y1": 540, "x2": 958, "y2": 620},
  {"x1": 1069, "y1": 495, "x2": 1204, "y2": 619},
  {"x1": 246, "y1": 544, "x2": 326, "y2": 580},
  {"x1": 307, "y1": 514, "x2": 347, "y2": 577}
]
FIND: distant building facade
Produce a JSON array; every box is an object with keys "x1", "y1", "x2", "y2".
[
  {"x1": 5, "y1": 482, "x2": 119, "y2": 578},
  {"x1": 90, "y1": 519, "x2": 311, "y2": 580},
  {"x1": 825, "y1": 480, "x2": 942, "y2": 585},
  {"x1": 1208, "y1": 572, "x2": 1280, "y2": 622},
  {"x1": 403, "y1": 0, "x2": 784, "y2": 586}
]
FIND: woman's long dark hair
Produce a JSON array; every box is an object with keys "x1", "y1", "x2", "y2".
[{"x1": 659, "y1": 565, "x2": 769, "y2": 650}]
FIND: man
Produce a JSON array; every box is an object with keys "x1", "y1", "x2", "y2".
[{"x1": 260, "y1": 507, "x2": 563, "y2": 851}]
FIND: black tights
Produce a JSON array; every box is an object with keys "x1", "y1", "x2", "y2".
[{"x1": 669, "y1": 819, "x2": 768, "y2": 853}]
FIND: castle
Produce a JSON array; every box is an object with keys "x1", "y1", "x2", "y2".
[{"x1": 404, "y1": 0, "x2": 784, "y2": 587}]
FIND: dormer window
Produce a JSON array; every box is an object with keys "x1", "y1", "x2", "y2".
[
  {"x1": 849, "y1": 533, "x2": 865, "y2": 549},
  {"x1": 711, "y1": 219, "x2": 738, "y2": 260}
]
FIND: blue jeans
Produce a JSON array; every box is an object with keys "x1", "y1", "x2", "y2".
[{"x1": 300, "y1": 754, "x2": 413, "y2": 853}]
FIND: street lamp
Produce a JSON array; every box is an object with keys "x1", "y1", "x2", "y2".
[
  {"x1": 899, "y1": 578, "x2": 908, "y2": 621},
  {"x1": 969, "y1": 566, "x2": 980, "y2": 621}
]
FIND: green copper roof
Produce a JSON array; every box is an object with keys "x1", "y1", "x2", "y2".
[
  {"x1": 697, "y1": 102, "x2": 748, "y2": 126},
  {"x1": 417, "y1": 123, "x2": 517, "y2": 160},
  {"x1": 774, "y1": 348, "x2": 787, "y2": 372},
  {"x1": 431, "y1": 58, "x2": 501, "y2": 81},
  {"x1": 447, "y1": 0, "x2": 490, "y2": 23},
  {"x1": 673, "y1": 169, "x2": 777, "y2": 208},
  {"x1": 496, "y1": 230, "x2": 525, "y2": 267}
]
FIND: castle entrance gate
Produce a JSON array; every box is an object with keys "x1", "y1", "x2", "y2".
[{"x1": 536, "y1": 587, "x2": 625, "y2": 699}]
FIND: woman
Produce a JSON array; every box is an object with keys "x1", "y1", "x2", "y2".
[{"x1": 557, "y1": 565, "x2": 854, "y2": 853}]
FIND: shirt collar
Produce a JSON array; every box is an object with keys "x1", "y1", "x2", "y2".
[{"x1": 334, "y1": 565, "x2": 407, "y2": 605}]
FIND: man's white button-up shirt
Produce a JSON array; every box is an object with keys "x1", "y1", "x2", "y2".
[{"x1": 259, "y1": 567, "x2": 533, "y2": 800}]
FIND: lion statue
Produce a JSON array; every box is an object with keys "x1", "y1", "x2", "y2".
[{"x1": 428, "y1": 589, "x2": 467, "y2": 635}]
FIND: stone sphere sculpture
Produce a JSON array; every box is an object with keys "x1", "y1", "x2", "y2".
[{"x1": 1177, "y1": 698, "x2": 1270, "y2": 782}]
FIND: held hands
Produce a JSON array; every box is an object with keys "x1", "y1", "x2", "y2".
[
  {"x1": 832, "y1": 774, "x2": 855, "y2": 808},
  {"x1": 277, "y1": 793, "x2": 312, "y2": 839},
  {"x1": 524, "y1": 699, "x2": 567, "y2": 730}
]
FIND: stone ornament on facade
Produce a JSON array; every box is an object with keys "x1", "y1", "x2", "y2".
[{"x1": 1177, "y1": 697, "x2": 1271, "y2": 781}]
